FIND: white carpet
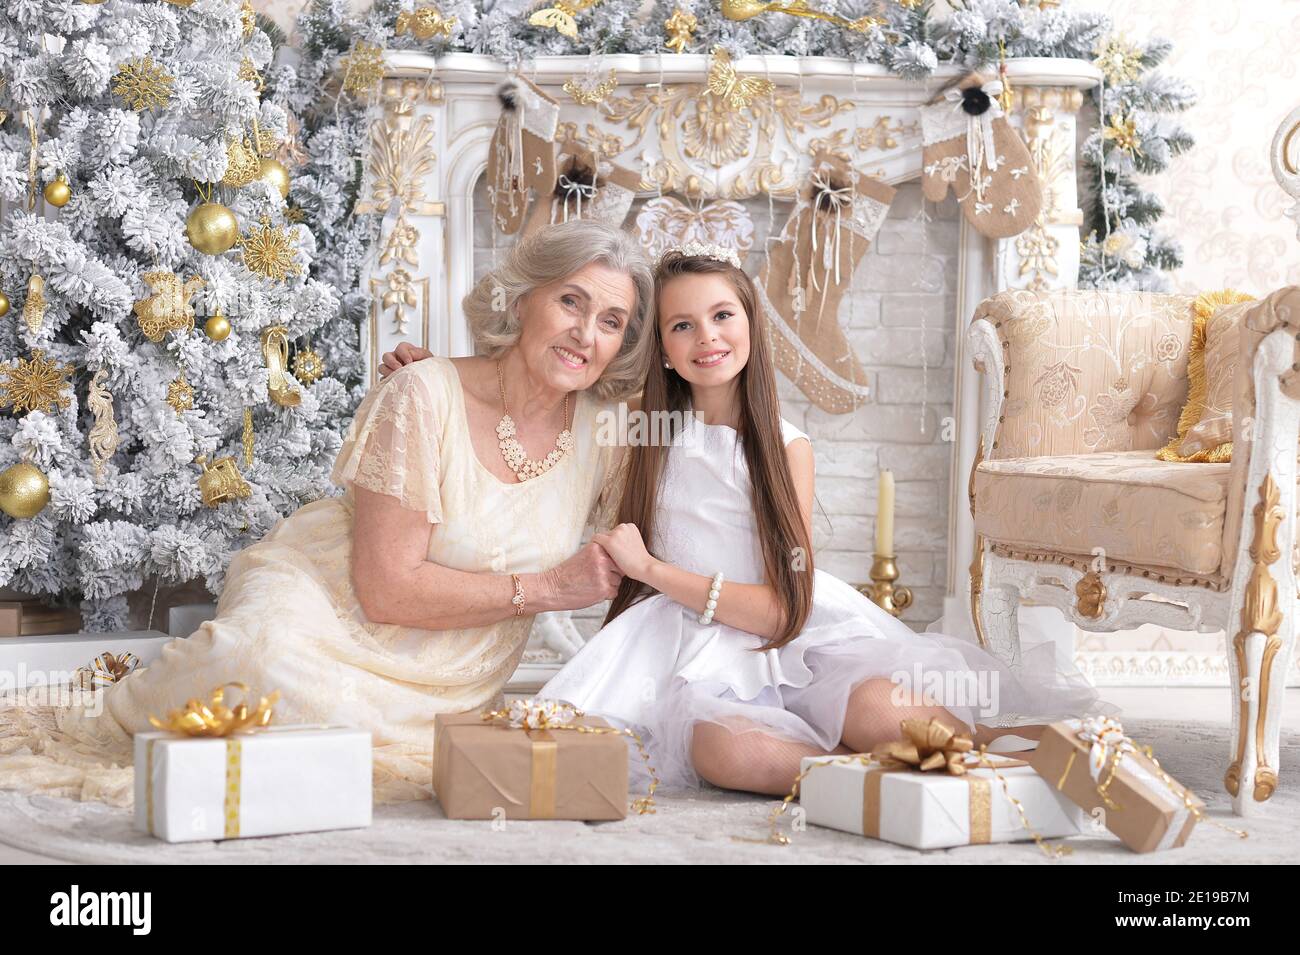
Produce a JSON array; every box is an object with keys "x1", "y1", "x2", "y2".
[{"x1": 0, "y1": 713, "x2": 1293, "y2": 864}]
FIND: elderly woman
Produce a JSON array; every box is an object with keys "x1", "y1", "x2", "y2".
[{"x1": 0, "y1": 221, "x2": 654, "y2": 805}]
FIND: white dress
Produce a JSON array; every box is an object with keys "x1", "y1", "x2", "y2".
[{"x1": 541, "y1": 416, "x2": 1112, "y2": 792}]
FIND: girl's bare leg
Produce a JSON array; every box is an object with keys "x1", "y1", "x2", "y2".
[
  {"x1": 838, "y1": 677, "x2": 973, "y2": 753},
  {"x1": 690, "y1": 721, "x2": 854, "y2": 796}
]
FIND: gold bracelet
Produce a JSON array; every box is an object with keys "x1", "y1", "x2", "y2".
[{"x1": 510, "y1": 573, "x2": 526, "y2": 616}]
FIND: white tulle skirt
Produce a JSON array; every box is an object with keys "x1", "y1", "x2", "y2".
[{"x1": 541, "y1": 569, "x2": 1114, "y2": 793}]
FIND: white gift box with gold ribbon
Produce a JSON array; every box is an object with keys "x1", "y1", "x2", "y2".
[
  {"x1": 133, "y1": 725, "x2": 372, "y2": 843},
  {"x1": 798, "y1": 753, "x2": 1089, "y2": 850}
]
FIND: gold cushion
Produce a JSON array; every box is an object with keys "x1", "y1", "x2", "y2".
[
  {"x1": 1155, "y1": 290, "x2": 1254, "y2": 463},
  {"x1": 973, "y1": 450, "x2": 1230, "y2": 577}
]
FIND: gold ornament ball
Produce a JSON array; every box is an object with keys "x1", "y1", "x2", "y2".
[
  {"x1": 257, "y1": 158, "x2": 291, "y2": 200},
  {"x1": 204, "y1": 312, "x2": 232, "y2": 341},
  {"x1": 43, "y1": 177, "x2": 72, "y2": 208},
  {"x1": 0, "y1": 461, "x2": 50, "y2": 519},
  {"x1": 0, "y1": 291, "x2": 9, "y2": 317},
  {"x1": 186, "y1": 202, "x2": 239, "y2": 255}
]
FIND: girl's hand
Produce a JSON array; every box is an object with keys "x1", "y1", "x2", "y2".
[
  {"x1": 591, "y1": 523, "x2": 658, "y2": 583},
  {"x1": 379, "y1": 342, "x2": 435, "y2": 378}
]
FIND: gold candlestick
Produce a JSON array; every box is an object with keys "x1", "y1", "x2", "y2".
[{"x1": 859, "y1": 552, "x2": 912, "y2": 618}]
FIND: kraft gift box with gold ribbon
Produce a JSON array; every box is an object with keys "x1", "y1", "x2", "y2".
[
  {"x1": 798, "y1": 752, "x2": 1088, "y2": 850},
  {"x1": 133, "y1": 725, "x2": 373, "y2": 842},
  {"x1": 432, "y1": 710, "x2": 629, "y2": 820},
  {"x1": 1029, "y1": 718, "x2": 1204, "y2": 853}
]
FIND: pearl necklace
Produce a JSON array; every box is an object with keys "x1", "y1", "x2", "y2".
[{"x1": 495, "y1": 359, "x2": 575, "y2": 482}]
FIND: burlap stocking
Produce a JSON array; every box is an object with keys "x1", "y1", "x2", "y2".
[
  {"x1": 486, "y1": 75, "x2": 559, "y2": 236},
  {"x1": 522, "y1": 134, "x2": 640, "y2": 236},
  {"x1": 919, "y1": 73, "x2": 1041, "y2": 239},
  {"x1": 758, "y1": 157, "x2": 895, "y2": 414}
]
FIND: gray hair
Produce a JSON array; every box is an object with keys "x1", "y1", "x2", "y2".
[{"x1": 463, "y1": 220, "x2": 654, "y2": 401}]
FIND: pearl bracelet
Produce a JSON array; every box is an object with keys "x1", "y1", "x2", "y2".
[{"x1": 698, "y1": 571, "x2": 724, "y2": 625}]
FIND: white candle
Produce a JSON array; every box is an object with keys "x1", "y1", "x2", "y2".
[{"x1": 876, "y1": 469, "x2": 895, "y2": 556}]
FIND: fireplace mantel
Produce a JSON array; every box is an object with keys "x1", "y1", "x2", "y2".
[{"x1": 355, "y1": 51, "x2": 1101, "y2": 683}]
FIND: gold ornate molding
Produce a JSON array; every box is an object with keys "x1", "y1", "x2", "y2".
[
  {"x1": 598, "y1": 82, "x2": 911, "y2": 199},
  {"x1": 968, "y1": 434, "x2": 987, "y2": 650},
  {"x1": 359, "y1": 74, "x2": 445, "y2": 365},
  {"x1": 1008, "y1": 85, "x2": 1083, "y2": 292},
  {"x1": 1226, "y1": 472, "x2": 1285, "y2": 801},
  {"x1": 1009, "y1": 86, "x2": 1085, "y2": 114},
  {"x1": 1074, "y1": 569, "x2": 1106, "y2": 619},
  {"x1": 355, "y1": 80, "x2": 444, "y2": 217}
]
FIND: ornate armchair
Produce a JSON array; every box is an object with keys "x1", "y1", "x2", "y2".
[{"x1": 965, "y1": 286, "x2": 1300, "y2": 816}]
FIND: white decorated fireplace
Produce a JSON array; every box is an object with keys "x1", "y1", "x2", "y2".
[{"x1": 355, "y1": 51, "x2": 1101, "y2": 689}]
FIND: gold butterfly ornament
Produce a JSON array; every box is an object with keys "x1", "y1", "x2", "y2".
[
  {"x1": 528, "y1": 0, "x2": 601, "y2": 40},
  {"x1": 706, "y1": 46, "x2": 776, "y2": 111}
]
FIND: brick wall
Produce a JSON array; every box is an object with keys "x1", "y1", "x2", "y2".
[{"x1": 472, "y1": 179, "x2": 961, "y2": 636}]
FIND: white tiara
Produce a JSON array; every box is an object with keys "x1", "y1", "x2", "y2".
[{"x1": 656, "y1": 240, "x2": 743, "y2": 270}]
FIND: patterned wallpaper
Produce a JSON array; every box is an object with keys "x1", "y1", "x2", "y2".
[{"x1": 1091, "y1": 0, "x2": 1300, "y2": 294}]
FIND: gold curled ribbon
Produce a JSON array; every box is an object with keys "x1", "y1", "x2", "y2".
[
  {"x1": 481, "y1": 702, "x2": 659, "y2": 815},
  {"x1": 260, "y1": 324, "x2": 302, "y2": 407},
  {"x1": 148, "y1": 681, "x2": 280, "y2": 737},
  {"x1": 764, "y1": 719, "x2": 1073, "y2": 859}
]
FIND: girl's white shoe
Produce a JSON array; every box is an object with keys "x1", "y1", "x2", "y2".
[{"x1": 984, "y1": 733, "x2": 1040, "y2": 754}]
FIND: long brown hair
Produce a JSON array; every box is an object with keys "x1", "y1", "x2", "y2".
[{"x1": 602, "y1": 252, "x2": 814, "y2": 650}]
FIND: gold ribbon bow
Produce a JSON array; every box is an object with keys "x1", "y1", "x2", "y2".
[
  {"x1": 148, "y1": 682, "x2": 280, "y2": 737},
  {"x1": 481, "y1": 697, "x2": 658, "y2": 815},
  {"x1": 763, "y1": 718, "x2": 1070, "y2": 858},
  {"x1": 74, "y1": 651, "x2": 141, "y2": 689},
  {"x1": 871, "y1": 717, "x2": 976, "y2": 775}
]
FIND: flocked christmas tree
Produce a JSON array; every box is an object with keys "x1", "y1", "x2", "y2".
[{"x1": 0, "y1": 0, "x2": 371, "y2": 631}]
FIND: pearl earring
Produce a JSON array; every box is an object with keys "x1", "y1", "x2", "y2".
[{"x1": 663, "y1": 358, "x2": 672, "y2": 369}]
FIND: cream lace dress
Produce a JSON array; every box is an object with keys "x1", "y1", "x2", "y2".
[{"x1": 0, "y1": 357, "x2": 621, "y2": 806}]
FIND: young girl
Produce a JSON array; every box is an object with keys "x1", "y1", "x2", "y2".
[{"x1": 540, "y1": 242, "x2": 1110, "y2": 796}]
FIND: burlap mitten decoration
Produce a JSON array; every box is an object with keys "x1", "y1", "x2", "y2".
[
  {"x1": 759, "y1": 158, "x2": 895, "y2": 414},
  {"x1": 919, "y1": 73, "x2": 1041, "y2": 238},
  {"x1": 522, "y1": 134, "x2": 640, "y2": 236},
  {"x1": 487, "y1": 75, "x2": 559, "y2": 235}
]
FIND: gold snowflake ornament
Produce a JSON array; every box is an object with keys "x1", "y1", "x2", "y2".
[
  {"x1": 292, "y1": 347, "x2": 324, "y2": 385},
  {"x1": 166, "y1": 373, "x2": 195, "y2": 413},
  {"x1": 238, "y1": 216, "x2": 303, "y2": 281},
  {"x1": 1093, "y1": 35, "x2": 1144, "y2": 85},
  {"x1": 112, "y1": 56, "x2": 174, "y2": 112},
  {"x1": 1, "y1": 349, "x2": 75, "y2": 415}
]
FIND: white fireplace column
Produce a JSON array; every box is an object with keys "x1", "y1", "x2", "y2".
[{"x1": 356, "y1": 53, "x2": 1101, "y2": 687}]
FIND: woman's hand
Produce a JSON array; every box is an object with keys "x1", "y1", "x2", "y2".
[
  {"x1": 591, "y1": 523, "x2": 658, "y2": 584},
  {"x1": 537, "y1": 541, "x2": 624, "y2": 611},
  {"x1": 379, "y1": 342, "x2": 435, "y2": 379}
]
